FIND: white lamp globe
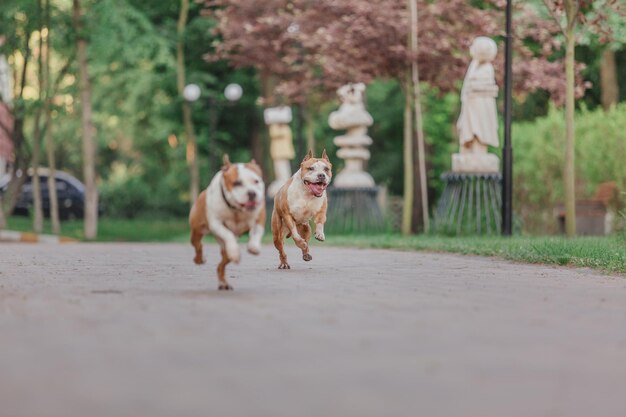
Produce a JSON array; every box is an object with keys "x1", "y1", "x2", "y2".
[
  {"x1": 183, "y1": 84, "x2": 201, "y2": 102},
  {"x1": 224, "y1": 83, "x2": 243, "y2": 102}
]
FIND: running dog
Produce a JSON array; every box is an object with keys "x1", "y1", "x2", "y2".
[
  {"x1": 271, "y1": 150, "x2": 332, "y2": 269},
  {"x1": 189, "y1": 155, "x2": 265, "y2": 290}
]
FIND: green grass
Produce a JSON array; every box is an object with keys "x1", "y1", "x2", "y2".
[
  {"x1": 5, "y1": 216, "x2": 190, "y2": 242},
  {"x1": 326, "y1": 234, "x2": 626, "y2": 274},
  {"x1": 6, "y1": 216, "x2": 624, "y2": 273}
]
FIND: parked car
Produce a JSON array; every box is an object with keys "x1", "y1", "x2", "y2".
[{"x1": 0, "y1": 168, "x2": 100, "y2": 220}]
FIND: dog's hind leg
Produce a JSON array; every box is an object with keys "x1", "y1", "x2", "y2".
[
  {"x1": 191, "y1": 229, "x2": 205, "y2": 265},
  {"x1": 296, "y1": 223, "x2": 312, "y2": 262},
  {"x1": 273, "y1": 234, "x2": 290, "y2": 269},
  {"x1": 217, "y1": 247, "x2": 233, "y2": 290},
  {"x1": 272, "y1": 212, "x2": 290, "y2": 269},
  {"x1": 282, "y1": 215, "x2": 309, "y2": 254}
]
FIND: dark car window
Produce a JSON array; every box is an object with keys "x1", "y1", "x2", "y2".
[{"x1": 56, "y1": 180, "x2": 68, "y2": 191}]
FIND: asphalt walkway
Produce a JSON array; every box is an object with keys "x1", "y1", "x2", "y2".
[{"x1": 1, "y1": 243, "x2": 625, "y2": 417}]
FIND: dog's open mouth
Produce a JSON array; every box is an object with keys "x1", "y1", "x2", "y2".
[
  {"x1": 241, "y1": 200, "x2": 258, "y2": 210},
  {"x1": 304, "y1": 180, "x2": 328, "y2": 197}
]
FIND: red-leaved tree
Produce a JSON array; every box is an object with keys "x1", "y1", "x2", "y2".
[{"x1": 207, "y1": 0, "x2": 576, "y2": 103}]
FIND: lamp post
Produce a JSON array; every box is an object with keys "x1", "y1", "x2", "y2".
[
  {"x1": 186, "y1": 83, "x2": 243, "y2": 173},
  {"x1": 224, "y1": 83, "x2": 243, "y2": 102},
  {"x1": 502, "y1": 0, "x2": 513, "y2": 236},
  {"x1": 183, "y1": 83, "x2": 201, "y2": 103}
]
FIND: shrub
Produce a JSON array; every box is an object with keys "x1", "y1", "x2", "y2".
[
  {"x1": 513, "y1": 104, "x2": 626, "y2": 234},
  {"x1": 99, "y1": 165, "x2": 151, "y2": 218}
]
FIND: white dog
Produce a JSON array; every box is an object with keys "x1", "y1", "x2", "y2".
[{"x1": 189, "y1": 155, "x2": 265, "y2": 290}]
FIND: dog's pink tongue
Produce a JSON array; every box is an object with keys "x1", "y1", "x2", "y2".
[{"x1": 308, "y1": 182, "x2": 326, "y2": 197}]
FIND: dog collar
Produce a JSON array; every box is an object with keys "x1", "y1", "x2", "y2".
[{"x1": 220, "y1": 184, "x2": 240, "y2": 211}]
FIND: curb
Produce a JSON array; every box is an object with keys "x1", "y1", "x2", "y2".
[{"x1": 0, "y1": 230, "x2": 78, "y2": 243}]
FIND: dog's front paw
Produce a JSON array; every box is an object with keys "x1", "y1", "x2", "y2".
[
  {"x1": 315, "y1": 232, "x2": 325, "y2": 242},
  {"x1": 247, "y1": 244, "x2": 260, "y2": 255},
  {"x1": 193, "y1": 255, "x2": 206, "y2": 265},
  {"x1": 278, "y1": 262, "x2": 291, "y2": 269},
  {"x1": 303, "y1": 253, "x2": 312, "y2": 261},
  {"x1": 218, "y1": 283, "x2": 233, "y2": 291}
]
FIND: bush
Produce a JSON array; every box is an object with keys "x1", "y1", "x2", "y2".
[
  {"x1": 99, "y1": 166, "x2": 151, "y2": 218},
  {"x1": 513, "y1": 104, "x2": 626, "y2": 234}
]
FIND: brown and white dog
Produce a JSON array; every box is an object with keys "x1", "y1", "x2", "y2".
[
  {"x1": 189, "y1": 155, "x2": 265, "y2": 290},
  {"x1": 271, "y1": 150, "x2": 332, "y2": 269}
]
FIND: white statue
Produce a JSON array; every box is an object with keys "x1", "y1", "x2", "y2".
[
  {"x1": 452, "y1": 36, "x2": 500, "y2": 173},
  {"x1": 328, "y1": 83, "x2": 375, "y2": 188},
  {"x1": 265, "y1": 106, "x2": 295, "y2": 197}
]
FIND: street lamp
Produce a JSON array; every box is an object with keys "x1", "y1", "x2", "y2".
[
  {"x1": 502, "y1": 0, "x2": 513, "y2": 236},
  {"x1": 183, "y1": 83, "x2": 201, "y2": 103},
  {"x1": 224, "y1": 83, "x2": 243, "y2": 102},
  {"x1": 183, "y1": 83, "x2": 243, "y2": 173}
]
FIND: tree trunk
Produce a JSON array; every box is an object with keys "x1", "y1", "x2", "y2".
[
  {"x1": 250, "y1": 109, "x2": 265, "y2": 180},
  {"x1": 401, "y1": 80, "x2": 413, "y2": 236},
  {"x1": 73, "y1": 0, "x2": 98, "y2": 240},
  {"x1": 0, "y1": 195, "x2": 6, "y2": 229},
  {"x1": 294, "y1": 103, "x2": 305, "y2": 158},
  {"x1": 260, "y1": 72, "x2": 277, "y2": 175},
  {"x1": 409, "y1": 0, "x2": 429, "y2": 234},
  {"x1": 303, "y1": 103, "x2": 316, "y2": 154},
  {"x1": 3, "y1": 34, "x2": 31, "y2": 216},
  {"x1": 45, "y1": 0, "x2": 61, "y2": 234},
  {"x1": 411, "y1": 127, "x2": 425, "y2": 233},
  {"x1": 208, "y1": 97, "x2": 218, "y2": 174},
  {"x1": 563, "y1": 4, "x2": 576, "y2": 237},
  {"x1": 600, "y1": 49, "x2": 618, "y2": 111},
  {"x1": 31, "y1": 0, "x2": 45, "y2": 233},
  {"x1": 176, "y1": 0, "x2": 199, "y2": 205}
]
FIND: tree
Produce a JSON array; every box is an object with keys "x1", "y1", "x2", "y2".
[
  {"x1": 409, "y1": 0, "x2": 429, "y2": 234},
  {"x1": 44, "y1": 0, "x2": 61, "y2": 234},
  {"x1": 73, "y1": 0, "x2": 98, "y2": 239},
  {"x1": 210, "y1": 1, "x2": 579, "y2": 103},
  {"x1": 177, "y1": 0, "x2": 200, "y2": 205},
  {"x1": 600, "y1": 49, "x2": 618, "y2": 109},
  {"x1": 401, "y1": 77, "x2": 413, "y2": 235},
  {"x1": 590, "y1": 5, "x2": 626, "y2": 110},
  {"x1": 31, "y1": 0, "x2": 45, "y2": 233},
  {"x1": 542, "y1": 0, "x2": 622, "y2": 236},
  {"x1": 0, "y1": 1, "x2": 38, "y2": 216}
]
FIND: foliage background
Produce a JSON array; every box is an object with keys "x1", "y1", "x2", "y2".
[{"x1": 0, "y1": 0, "x2": 624, "y2": 234}]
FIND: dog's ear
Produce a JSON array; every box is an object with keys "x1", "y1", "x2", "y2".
[
  {"x1": 303, "y1": 149, "x2": 313, "y2": 162},
  {"x1": 321, "y1": 149, "x2": 329, "y2": 161},
  {"x1": 245, "y1": 159, "x2": 263, "y2": 177},
  {"x1": 222, "y1": 154, "x2": 231, "y2": 172}
]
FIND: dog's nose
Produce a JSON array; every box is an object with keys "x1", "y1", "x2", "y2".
[
  {"x1": 247, "y1": 190, "x2": 257, "y2": 201},
  {"x1": 317, "y1": 173, "x2": 326, "y2": 181}
]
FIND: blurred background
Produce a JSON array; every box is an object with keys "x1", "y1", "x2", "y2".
[{"x1": 0, "y1": 0, "x2": 624, "y2": 240}]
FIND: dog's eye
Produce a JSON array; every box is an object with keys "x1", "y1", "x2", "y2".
[
  {"x1": 233, "y1": 180, "x2": 243, "y2": 187},
  {"x1": 324, "y1": 167, "x2": 329, "y2": 172},
  {"x1": 254, "y1": 179, "x2": 260, "y2": 184},
  {"x1": 307, "y1": 167, "x2": 314, "y2": 171}
]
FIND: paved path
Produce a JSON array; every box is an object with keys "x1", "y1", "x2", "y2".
[{"x1": 1, "y1": 242, "x2": 625, "y2": 417}]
